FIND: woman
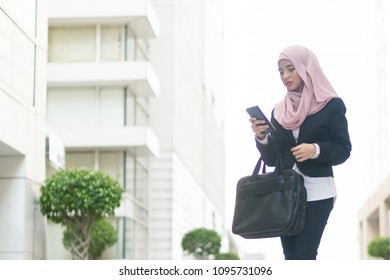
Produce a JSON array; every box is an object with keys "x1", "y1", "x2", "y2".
[{"x1": 250, "y1": 45, "x2": 351, "y2": 260}]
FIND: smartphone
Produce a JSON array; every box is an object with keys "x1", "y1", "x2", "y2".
[{"x1": 246, "y1": 106, "x2": 275, "y2": 134}]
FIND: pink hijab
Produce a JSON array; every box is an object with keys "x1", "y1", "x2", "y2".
[{"x1": 274, "y1": 45, "x2": 338, "y2": 130}]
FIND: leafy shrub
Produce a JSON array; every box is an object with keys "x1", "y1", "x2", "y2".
[
  {"x1": 181, "y1": 228, "x2": 221, "y2": 259},
  {"x1": 368, "y1": 237, "x2": 390, "y2": 260},
  {"x1": 63, "y1": 219, "x2": 118, "y2": 260},
  {"x1": 215, "y1": 252, "x2": 240, "y2": 260},
  {"x1": 39, "y1": 167, "x2": 123, "y2": 259}
]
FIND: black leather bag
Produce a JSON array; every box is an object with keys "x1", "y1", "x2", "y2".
[{"x1": 232, "y1": 155, "x2": 307, "y2": 239}]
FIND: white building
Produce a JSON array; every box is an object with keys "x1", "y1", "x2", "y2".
[
  {"x1": 358, "y1": 176, "x2": 390, "y2": 259},
  {"x1": 46, "y1": 0, "x2": 226, "y2": 259},
  {"x1": 0, "y1": 0, "x2": 48, "y2": 259},
  {"x1": 358, "y1": 0, "x2": 390, "y2": 259}
]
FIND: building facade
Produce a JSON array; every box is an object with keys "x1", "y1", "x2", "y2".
[
  {"x1": 147, "y1": 0, "x2": 226, "y2": 259},
  {"x1": 0, "y1": 0, "x2": 48, "y2": 259},
  {"x1": 358, "y1": 0, "x2": 390, "y2": 259},
  {"x1": 358, "y1": 176, "x2": 390, "y2": 259},
  {"x1": 46, "y1": 0, "x2": 226, "y2": 259},
  {"x1": 46, "y1": 0, "x2": 161, "y2": 259}
]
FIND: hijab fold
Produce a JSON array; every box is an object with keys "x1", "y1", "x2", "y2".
[{"x1": 274, "y1": 45, "x2": 338, "y2": 130}]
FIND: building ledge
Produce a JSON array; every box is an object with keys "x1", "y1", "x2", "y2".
[
  {"x1": 47, "y1": 61, "x2": 159, "y2": 97},
  {"x1": 54, "y1": 126, "x2": 159, "y2": 157},
  {"x1": 358, "y1": 173, "x2": 390, "y2": 220},
  {"x1": 48, "y1": 0, "x2": 159, "y2": 37}
]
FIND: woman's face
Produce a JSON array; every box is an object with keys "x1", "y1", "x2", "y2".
[{"x1": 278, "y1": 59, "x2": 304, "y2": 92}]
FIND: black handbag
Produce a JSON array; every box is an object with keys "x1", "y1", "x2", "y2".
[{"x1": 232, "y1": 155, "x2": 307, "y2": 239}]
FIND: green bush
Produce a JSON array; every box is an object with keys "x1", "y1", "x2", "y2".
[
  {"x1": 39, "y1": 167, "x2": 123, "y2": 259},
  {"x1": 63, "y1": 219, "x2": 118, "y2": 260},
  {"x1": 215, "y1": 252, "x2": 240, "y2": 260},
  {"x1": 368, "y1": 237, "x2": 390, "y2": 260},
  {"x1": 181, "y1": 228, "x2": 221, "y2": 259}
]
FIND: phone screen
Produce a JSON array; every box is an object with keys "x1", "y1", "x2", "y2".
[{"x1": 246, "y1": 106, "x2": 274, "y2": 134}]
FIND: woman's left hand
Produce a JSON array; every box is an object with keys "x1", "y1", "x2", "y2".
[{"x1": 291, "y1": 143, "x2": 316, "y2": 162}]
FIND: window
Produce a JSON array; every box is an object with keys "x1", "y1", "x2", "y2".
[
  {"x1": 47, "y1": 87, "x2": 125, "y2": 128},
  {"x1": 49, "y1": 26, "x2": 96, "y2": 62},
  {"x1": 99, "y1": 87, "x2": 125, "y2": 127},
  {"x1": 125, "y1": 27, "x2": 149, "y2": 61},
  {"x1": 65, "y1": 151, "x2": 124, "y2": 185},
  {"x1": 126, "y1": 90, "x2": 149, "y2": 126},
  {"x1": 101, "y1": 26, "x2": 124, "y2": 61},
  {"x1": 47, "y1": 87, "x2": 96, "y2": 128},
  {"x1": 48, "y1": 25, "x2": 125, "y2": 62},
  {"x1": 123, "y1": 219, "x2": 148, "y2": 259},
  {"x1": 135, "y1": 97, "x2": 148, "y2": 126},
  {"x1": 126, "y1": 156, "x2": 148, "y2": 208}
]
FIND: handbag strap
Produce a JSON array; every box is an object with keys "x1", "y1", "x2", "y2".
[
  {"x1": 252, "y1": 157, "x2": 266, "y2": 176},
  {"x1": 252, "y1": 128, "x2": 286, "y2": 176},
  {"x1": 252, "y1": 153, "x2": 285, "y2": 177}
]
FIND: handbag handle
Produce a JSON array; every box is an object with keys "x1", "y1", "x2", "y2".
[
  {"x1": 251, "y1": 153, "x2": 285, "y2": 177},
  {"x1": 252, "y1": 130, "x2": 286, "y2": 176},
  {"x1": 252, "y1": 157, "x2": 266, "y2": 176}
]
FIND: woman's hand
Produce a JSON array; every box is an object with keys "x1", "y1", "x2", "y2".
[
  {"x1": 250, "y1": 117, "x2": 269, "y2": 140},
  {"x1": 291, "y1": 143, "x2": 316, "y2": 162}
]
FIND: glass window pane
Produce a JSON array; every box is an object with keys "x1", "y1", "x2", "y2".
[
  {"x1": 135, "y1": 161, "x2": 148, "y2": 206},
  {"x1": 124, "y1": 219, "x2": 147, "y2": 260},
  {"x1": 99, "y1": 87, "x2": 124, "y2": 127},
  {"x1": 124, "y1": 219, "x2": 135, "y2": 259},
  {"x1": 65, "y1": 152, "x2": 95, "y2": 169},
  {"x1": 135, "y1": 98, "x2": 148, "y2": 126},
  {"x1": 101, "y1": 26, "x2": 124, "y2": 61},
  {"x1": 47, "y1": 87, "x2": 96, "y2": 128},
  {"x1": 135, "y1": 38, "x2": 148, "y2": 61},
  {"x1": 126, "y1": 93, "x2": 135, "y2": 126},
  {"x1": 126, "y1": 28, "x2": 135, "y2": 61},
  {"x1": 125, "y1": 156, "x2": 149, "y2": 211},
  {"x1": 49, "y1": 26, "x2": 96, "y2": 62},
  {"x1": 100, "y1": 152, "x2": 124, "y2": 186},
  {"x1": 134, "y1": 223, "x2": 147, "y2": 259},
  {"x1": 126, "y1": 156, "x2": 135, "y2": 197}
]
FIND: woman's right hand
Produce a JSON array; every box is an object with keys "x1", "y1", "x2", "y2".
[{"x1": 250, "y1": 117, "x2": 269, "y2": 140}]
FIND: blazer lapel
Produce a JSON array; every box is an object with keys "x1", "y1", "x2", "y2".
[
  {"x1": 297, "y1": 115, "x2": 314, "y2": 143},
  {"x1": 287, "y1": 130, "x2": 295, "y2": 143}
]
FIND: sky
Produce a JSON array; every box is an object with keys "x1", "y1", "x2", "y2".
[{"x1": 223, "y1": 0, "x2": 389, "y2": 260}]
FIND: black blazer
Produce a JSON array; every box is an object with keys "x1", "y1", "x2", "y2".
[{"x1": 257, "y1": 98, "x2": 351, "y2": 177}]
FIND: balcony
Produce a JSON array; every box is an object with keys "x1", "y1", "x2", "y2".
[
  {"x1": 47, "y1": 61, "x2": 159, "y2": 97},
  {"x1": 54, "y1": 126, "x2": 159, "y2": 157},
  {"x1": 48, "y1": 0, "x2": 159, "y2": 38}
]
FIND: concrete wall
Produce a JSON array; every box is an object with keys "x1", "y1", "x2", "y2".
[{"x1": 0, "y1": 0, "x2": 47, "y2": 259}]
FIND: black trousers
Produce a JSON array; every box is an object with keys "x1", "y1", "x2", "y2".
[{"x1": 280, "y1": 197, "x2": 334, "y2": 260}]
